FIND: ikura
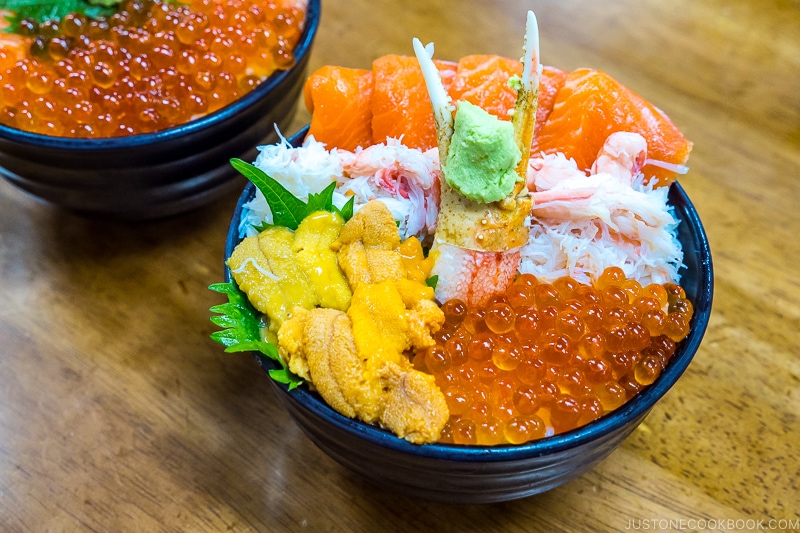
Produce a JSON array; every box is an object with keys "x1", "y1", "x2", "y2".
[
  {"x1": 0, "y1": 0, "x2": 305, "y2": 137},
  {"x1": 414, "y1": 267, "x2": 693, "y2": 445}
]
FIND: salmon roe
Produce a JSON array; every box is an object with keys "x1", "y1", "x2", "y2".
[
  {"x1": 0, "y1": 0, "x2": 305, "y2": 137},
  {"x1": 414, "y1": 267, "x2": 693, "y2": 446}
]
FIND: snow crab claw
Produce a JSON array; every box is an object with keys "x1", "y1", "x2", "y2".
[{"x1": 414, "y1": 11, "x2": 541, "y2": 306}]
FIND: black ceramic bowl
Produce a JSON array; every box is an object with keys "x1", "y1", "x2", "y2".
[
  {"x1": 223, "y1": 128, "x2": 713, "y2": 504},
  {"x1": 0, "y1": 0, "x2": 320, "y2": 220}
]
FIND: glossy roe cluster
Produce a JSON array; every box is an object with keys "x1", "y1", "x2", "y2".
[
  {"x1": 413, "y1": 267, "x2": 694, "y2": 446},
  {"x1": 0, "y1": 0, "x2": 305, "y2": 137}
]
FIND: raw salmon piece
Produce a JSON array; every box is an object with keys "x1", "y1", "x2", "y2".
[
  {"x1": 371, "y1": 55, "x2": 457, "y2": 150},
  {"x1": 536, "y1": 65, "x2": 568, "y2": 128},
  {"x1": 448, "y1": 54, "x2": 522, "y2": 121},
  {"x1": 303, "y1": 65, "x2": 374, "y2": 151},
  {"x1": 533, "y1": 68, "x2": 692, "y2": 185},
  {"x1": 447, "y1": 56, "x2": 566, "y2": 136}
]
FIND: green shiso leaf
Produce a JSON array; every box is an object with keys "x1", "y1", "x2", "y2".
[
  {"x1": 2, "y1": 0, "x2": 117, "y2": 33},
  {"x1": 426, "y1": 275, "x2": 439, "y2": 290},
  {"x1": 266, "y1": 366, "x2": 300, "y2": 387},
  {"x1": 231, "y1": 158, "x2": 308, "y2": 231},
  {"x1": 230, "y1": 158, "x2": 351, "y2": 230},
  {"x1": 338, "y1": 195, "x2": 355, "y2": 222},
  {"x1": 86, "y1": 0, "x2": 124, "y2": 7},
  {"x1": 305, "y1": 181, "x2": 336, "y2": 214},
  {"x1": 252, "y1": 221, "x2": 276, "y2": 233},
  {"x1": 209, "y1": 281, "x2": 303, "y2": 390}
]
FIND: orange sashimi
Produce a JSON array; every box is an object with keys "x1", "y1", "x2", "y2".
[
  {"x1": 448, "y1": 55, "x2": 522, "y2": 121},
  {"x1": 301, "y1": 60, "x2": 691, "y2": 186},
  {"x1": 536, "y1": 65, "x2": 568, "y2": 129},
  {"x1": 446, "y1": 57, "x2": 566, "y2": 131},
  {"x1": 371, "y1": 55, "x2": 457, "y2": 150},
  {"x1": 303, "y1": 65, "x2": 374, "y2": 152},
  {"x1": 533, "y1": 68, "x2": 692, "y2": 185}
]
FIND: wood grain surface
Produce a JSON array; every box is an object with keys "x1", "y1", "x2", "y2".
[{"x1": 1, "y1": 0, "x2": 798, "y2": 531}]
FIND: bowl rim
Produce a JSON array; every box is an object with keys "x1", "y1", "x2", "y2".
[
  {"x1": 224, "y1": 128, "x2": 714, "y2": 462},
  {"x1": 0, "y1": 0, "x2": 321, "y2": 150}
]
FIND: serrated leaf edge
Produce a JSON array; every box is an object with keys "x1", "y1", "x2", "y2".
[{"x1": 208, "y1": 280, "x2": 304, "y2": 389}]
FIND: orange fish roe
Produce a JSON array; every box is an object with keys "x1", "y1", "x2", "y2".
[
  {"x1": 0, "y1": 0, "x2": 305, "y2": 137},
  {"x1": 412, "y1": 266, "x2": 693, "y2": 445}
]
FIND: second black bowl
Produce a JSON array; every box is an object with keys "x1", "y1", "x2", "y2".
[{"x1": 0, "y1": 0, "x2": 320, "y2": 220}]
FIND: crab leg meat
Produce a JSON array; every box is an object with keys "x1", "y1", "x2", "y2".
[{"x1": 412, "y1": 38, "x2": 455, "y2": 162}]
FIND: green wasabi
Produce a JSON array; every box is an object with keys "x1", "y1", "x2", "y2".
[{"x1": 444, "y1": 100, "x2": 522, "y2": 204}]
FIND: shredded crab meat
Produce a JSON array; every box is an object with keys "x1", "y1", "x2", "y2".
[
  {"x1": 521, "y1": 132, "x2": 684, "y2": 285},
  {"x1": 230, "y1": 257, "x2": 281, "y2": 280},
  {"x1": 240, "y1": 133, "x2": 440, "y2": 241},
  {"x1": 644, "y1": 158, "x2": 690, "y2": 175}
]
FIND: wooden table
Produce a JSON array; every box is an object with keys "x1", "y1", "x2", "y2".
[{"x1": 1, "y1": 0, "x2": 798, "y2": 531}]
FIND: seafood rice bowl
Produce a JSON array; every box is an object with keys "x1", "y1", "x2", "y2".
[{"x1": 210, "y1": 11, "x2": 712, "y2": 501}]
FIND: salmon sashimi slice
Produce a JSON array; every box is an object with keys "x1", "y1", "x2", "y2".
[
  {"x1": 445, "y1": 56, "x2": 566, "y2": 133},
  {"x1": 302, "y1": 60, "x2": 689, "y2": 186},
  {"x1": 536, "y1": 65, "x2": 568, "y2": 129},
  {"x1": 303, "y1": 65, "x2": 374, "y2": 151},
  {"x1": 447, "y1": 54, "x2": 522, "y2": 121},
  {"x1": 533, "y1": 68, "x2": 692, "y2": 185},
  {"x1": 371, "y1": 55, "x2": 457, "y2": 150}
]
